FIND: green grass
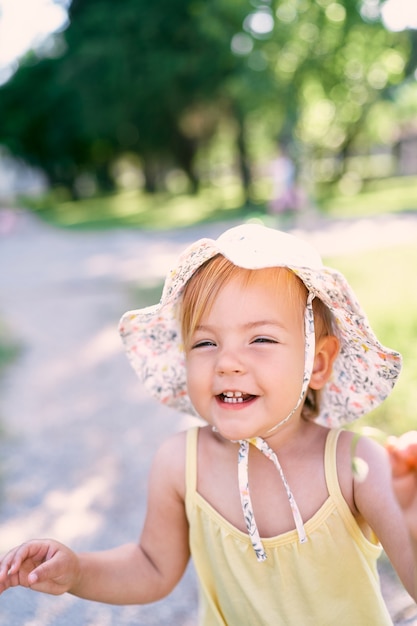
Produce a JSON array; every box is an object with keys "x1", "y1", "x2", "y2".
[
  {"x1": 24, "y1": 183, "x2": 257, "y2": 231},
  {"x1": 320, "y1": 175, "x2": 417, "y2": 218},
  {"x1": 21, "y1": 174, "x2": 417, "y2": 231},
  {"x1": 326, "y1": 244, "x2": 417, "y2": 435}
]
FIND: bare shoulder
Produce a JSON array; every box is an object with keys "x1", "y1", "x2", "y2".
[
  {"x1": 336, "y1": 428, "x2": 388, "y2": 472},
  {"x1": 351, "y1": 432, "x2": 393, "y2": 507},
  {"x1": 150, "y1": 428, "x2": 192, "y2": 500},
  {"x1": 155, "y1": 428, "x2": 188, "y2": 459},
  {"x1": 336, "y1": 428, "x2": 403, "y2": 535},
  {"x1": 335, "y1": 429, "x2": 389, "y2": 515}
]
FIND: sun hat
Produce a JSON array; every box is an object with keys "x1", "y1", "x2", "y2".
[
  {"x1": 119, "y1": 223, "x2": 402, "y2": 561},
  {"x1": 119, "y1": 222, "x2": 402, "y2": 428}
]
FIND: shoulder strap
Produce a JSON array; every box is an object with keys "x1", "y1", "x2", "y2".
[
  {"x1": 185, "y1": 426, "x2": 199, "y2": 498},
  {"x1": 324, "y1": 428, "x2": 343, "y2": 499},
  {"x1": 324, "y1": 428, "x2": 379, "y2": 544}
]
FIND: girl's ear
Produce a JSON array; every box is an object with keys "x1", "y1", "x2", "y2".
[{"x1": 309, "y1": 335, "x2": 340, "y2": 390}]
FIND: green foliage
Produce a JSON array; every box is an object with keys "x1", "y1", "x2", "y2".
[
  {"x1": 0, "y1": 0, "x2": 253, "y2": 194},
  {"x1": 267, "y1": 0, "x2": 410, "y2": 155},
  {"x1": 0, "y1": 0, "x2": 415, "y2": 200},
  {"x1": 0, "y1": 58, "x2": 91, "y2": 188}
]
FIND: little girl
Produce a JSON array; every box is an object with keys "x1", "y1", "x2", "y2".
[{"x1": 0, "y1": 223, "x2": 416, "y2": 624}]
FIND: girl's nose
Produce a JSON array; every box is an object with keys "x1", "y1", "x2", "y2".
[{"x1": 215, "y1": 348, "x2": 245, "y2": 375}]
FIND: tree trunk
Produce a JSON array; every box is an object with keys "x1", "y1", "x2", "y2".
[{"x1": 234, "y1": 108, "x2": 251, "y2": 204}]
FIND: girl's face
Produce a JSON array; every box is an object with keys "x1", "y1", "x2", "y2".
[{"x1": 185, "y1": 272, "x2": 307, "y2": 441}]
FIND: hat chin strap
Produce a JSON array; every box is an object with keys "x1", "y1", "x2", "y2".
[{"x1": 237, "y1": 293, "x2": 315, "y2": 562}]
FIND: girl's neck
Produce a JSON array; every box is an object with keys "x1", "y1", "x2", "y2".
[{"x1": 262, "y1": 417, "x2": 320, "y2": 455}]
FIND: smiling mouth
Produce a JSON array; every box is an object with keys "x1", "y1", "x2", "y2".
[{"x1": 218, "y1": 391, "x2": 256, "y2": 404}]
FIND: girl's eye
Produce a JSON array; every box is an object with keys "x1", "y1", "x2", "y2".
[
  {"x1": 252, "y1": 337, "x2": 278, "y2": 344},
  {"x1": 191, "y1": 340, "x2": 216, "y2": 349}
]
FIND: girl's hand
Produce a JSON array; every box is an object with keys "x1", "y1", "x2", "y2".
[
  {"x1": 0, "y1": 539, "x2": 80, "y2": 596},
  {"x1": 387, "y1": 431, "x2": 417, "y2": 539}
]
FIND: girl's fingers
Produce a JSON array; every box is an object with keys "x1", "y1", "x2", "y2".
[
  {"x1": 0, "y1": 541, "x2": 54, "y2": 584},
  {"x1": 0, "y1": 540, "x2": 76, "y2": 596},
  {"x1": 0, "y1": 548, "x2": 24, "y2": 579},
  {"x1": 387, "y1": 432, "x2": 417, "y2": 476}
]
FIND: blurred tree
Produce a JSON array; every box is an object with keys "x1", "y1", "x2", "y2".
[
  {"x1": 0, "y1": 0, "x2": 252, "y2": 195},
  {"x1": 0, "y1": 0, "x2": 414, "y2": 198},
  {"x1": 0, "y1": 57, "x2": 93, "y2": 194},
  {"x1": 264, "y1": 0, "x2": 412, "y2": 177}
]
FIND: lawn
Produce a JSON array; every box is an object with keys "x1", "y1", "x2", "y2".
[
  {"x1": 23, "y1": 175, "x2": 417, "y2": 231},
  {"x1": 24, "y1": 182, "x2": 249, "y2": 231},
  {"x1": 321, "y1": 175, "x2": 417, "y2": 219}
]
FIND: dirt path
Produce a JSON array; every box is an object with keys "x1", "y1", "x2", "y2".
[{"x1": 0, "y1": 210, "x2": 416, "y2": 625}]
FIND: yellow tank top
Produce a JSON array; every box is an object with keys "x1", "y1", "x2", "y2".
[{"x1": 185, "y1": 427, "x2": 392, "y2": 625}]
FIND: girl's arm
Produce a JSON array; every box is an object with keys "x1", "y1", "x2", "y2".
[
  {"x1": 386, "y1": 432, "x2": 417, "y2": 534},
  {"x1": 352, "y1": 434, "x2": 417, "y2": 601},
  {"x1": 386, "y1": 431, "x2": 417, "y2": 594},
  {"x1": 0, "y1": 432, "x2": 190, "y2": 605}
]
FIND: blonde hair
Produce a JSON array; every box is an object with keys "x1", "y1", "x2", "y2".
[{"x1": 180, "y1": 254, "x2": 335, "y2": 420}]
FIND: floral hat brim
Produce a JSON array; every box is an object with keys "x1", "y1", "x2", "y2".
[{"x1": 119, "y1": 224, "x2": 402, "y2": 427}]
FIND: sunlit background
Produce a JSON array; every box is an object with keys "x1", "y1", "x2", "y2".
[
  {"x1": 0, "y1": 0, "x2": 69, "y2": 78},
  {"x1": 0, "y1": 3, "x2": 417, "y2": 623},
  {"x1": 0, "y1": 0, "x2": 416, "y2": 212}
]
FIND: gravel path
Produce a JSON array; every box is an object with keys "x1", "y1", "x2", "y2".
[{"x1": 0, "y1": 209, "x2": 416, "y2": 625}]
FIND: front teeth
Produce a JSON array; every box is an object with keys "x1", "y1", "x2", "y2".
[{"x1": 223, "y1": 391, "x2": 243, "y2": 404}]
